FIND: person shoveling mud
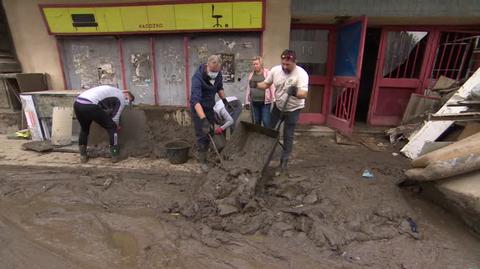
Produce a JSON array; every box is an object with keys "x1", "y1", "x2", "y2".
[
  {"x1": 189, "y1": 54, "x2": 233, "y2": 173},
  {"x1": 178, "y1": 49, "x2": 312, "y2": 237},
  {"x1": 249, "y1": 49, "x2": 309, "y2": 176}
]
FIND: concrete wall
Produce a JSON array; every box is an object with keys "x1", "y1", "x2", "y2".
[
  {"x1": 3, "y1": 0, "x2": 63, "y2": 90},
  {"x1": 2, "y1": 0, "x2": 289, "y2": 93},
  {"x1": 293, "y1": 0, "x2": 480, "y2": 17},
  {"x1": 263, "y1": 0, "x2": 291, "y2": 69},
  {"x1": 292, "y1": 0, "x2": 480, "y2": 25}
]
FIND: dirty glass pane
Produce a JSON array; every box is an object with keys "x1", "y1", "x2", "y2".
[
  {"x1": 121, "y1": 37, "x2": 154, "y2": 105},
  {"x1": 383, "y1": 31, "x2": 429, "y2": 79},
  {"x1": 188, "y1": 33, "x2": 260, "y2": 103},
  {"x1": 290, "y1": 29, "x2": 328, "y2": 76},
  {"x1": 155, "y1": 35, "x2": 187, "y2": 106},
  {"x1": 303, "y1": 85, "x2": 324, "y2": 113},
  {"x1": 59, "y1": 37, "x2": 123, "y2": 90},
  {"x1": 334, "y1": 22, "x2": 362, "y2": 77}
]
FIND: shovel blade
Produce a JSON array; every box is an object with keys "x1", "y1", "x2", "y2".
[{"x1": 221, "y1": 121, "x2": 279, "y2": 173}]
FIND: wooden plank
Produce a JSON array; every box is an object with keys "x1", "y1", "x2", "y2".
[
  {"x1": 405, "y1": 154, "x2": 480, "y2": 182},
  {"x1": 401, "y1": 94, "x2": 441, "y2": 124},
  {"x1": 401, "y1": 68, "x2": 480, "y2": 159},
  {"x1": 457, "y1": 122, "x2": 480, "y2": 140},
  {"x1": 432, "y1": 75, "x2": 457, "y2": 91},
  {"x1": 335, "y1": 132, "x2": 361, "y2": 146},
  {"x1": 359, "y1": 136, "x2": 386, "y2": 152},
  {"x1": 429, "y1": 112, "x2": 480, "y2": 121},
  {"x1": 411, "y1": 131, "x2": 480, "y2": 168}
]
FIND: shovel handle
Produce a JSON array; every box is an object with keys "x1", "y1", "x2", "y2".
[
  {"x1": 208, "y1": 133, "x2": 223, "y2": 165},
  {"x1": 275, "y1": 94, "x2": 292, "y2": 131}
]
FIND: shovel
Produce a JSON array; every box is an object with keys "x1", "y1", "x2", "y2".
[
  {"x1": 220, "y1": 94, "x2": 292, "y2": 175},
  {"x1": 208, "y1": 132, "x2": 224, "y2": 165}
]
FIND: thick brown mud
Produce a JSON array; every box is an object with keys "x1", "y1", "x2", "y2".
[{"x1": 0, "y1": 136, "x2": 479, "y2": 268}]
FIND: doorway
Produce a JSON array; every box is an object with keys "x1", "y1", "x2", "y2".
[{"x1": 355, "y1": 28, "x2": 381, "y2": 122}]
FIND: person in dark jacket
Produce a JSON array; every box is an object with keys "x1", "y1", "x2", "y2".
[
  {"x1": 73, "y1": 85, "x2": 134, "y2": 163},
  {"x1": 190, "y1": 54, "x2": 231, "y2": 172}
]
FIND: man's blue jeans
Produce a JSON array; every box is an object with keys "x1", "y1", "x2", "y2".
[{"x1": 270, "y1": 105, "x2": 301, "y2": 162}]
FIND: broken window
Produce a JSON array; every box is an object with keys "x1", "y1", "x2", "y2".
[{"x1": 383, "y1": 31, "x2": 429, "y2": 79}]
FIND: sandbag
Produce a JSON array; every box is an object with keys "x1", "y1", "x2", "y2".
[
  {"x1": 405, "y1": 154, "x2": 480, "y2": 181},
  {"x1": 412, "y1": 132, "x2": 480, "y2": 168}
]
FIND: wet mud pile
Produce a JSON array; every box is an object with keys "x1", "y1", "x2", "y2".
[
  {"x1": 1, "y1": 135, "x2": 480, "y2": 268},
  {"x1": 176, "y1": 124, "x2": 420, "y2": 253},
  {"x1": 88, "y1": 107, "x2": 195, "y2": 158},
  {"x1": 178, "y1": 124, "x2": 277, "y2": 227}
]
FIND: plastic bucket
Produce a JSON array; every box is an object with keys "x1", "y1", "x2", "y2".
[{"x1": 165, "y1": 141, "x2": 190, "y2": 164}]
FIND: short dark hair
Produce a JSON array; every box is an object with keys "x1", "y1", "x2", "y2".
[
  {"x1": 126, "y1": 91, "x2": 135, "y2": 103},
  {"x1": 281, "y1": 49, "x2": 296, "y2": 62}
]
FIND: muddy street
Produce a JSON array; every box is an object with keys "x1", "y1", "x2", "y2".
[{"x1": 0, "y1": 135, "x2": 479, "y2": 269}]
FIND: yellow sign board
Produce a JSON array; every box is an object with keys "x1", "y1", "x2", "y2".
[{"x1": 41, "y1": 1, "x2": 263, "y2": 34}]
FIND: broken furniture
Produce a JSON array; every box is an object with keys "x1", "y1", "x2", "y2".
[
  {"x1": 20, "y1": 90, "x2": 81, "y2": 141},
  {"x1": 401, "y1": 68, "x2": 480, "y2": 159}
]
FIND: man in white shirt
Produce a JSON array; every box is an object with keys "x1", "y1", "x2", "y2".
[
  {"x1": 74, "y1": 85, "x2": 134, "y2": 163},
  {"x1": 249, "y1": 49, "x2": 309, "y2": 175}
]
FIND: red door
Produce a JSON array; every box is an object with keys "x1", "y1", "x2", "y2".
[
  {"x1": 326, "y1": 17, "x2": 367, "y2": 135},
  {"x1": 290, "y1": 25, "x2": 334, "y2": 125},
  {"x1": 367, "y1": 28, "x2": 435, "y2": 126}
]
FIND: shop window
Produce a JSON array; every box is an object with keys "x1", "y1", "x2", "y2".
[
  {"x1": 155, "y1": 36, "x2": 187, "y2": 106},
  {"x1": 59, "y1": 36, "x2": 123, "y2": 90},
  {"x1": 383, "y1": 31, "x2": 429, "y2": 79},
  {"x1": 290, "y1": 29, "x2": 329, "y2": 76},
  {"x1": 187, "y1": 33, "x2": 260, "y2": 103},
  {"x1": 121, "y1": 37, "x2": 154, "y2": 105},
  {"x1": 58, "y1": 32, "x2": 260, "y2": 106}
]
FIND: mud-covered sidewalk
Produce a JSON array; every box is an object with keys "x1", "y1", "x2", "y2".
[{"x1": 0, "y1": 134, "x2": 479, "y2": 269}]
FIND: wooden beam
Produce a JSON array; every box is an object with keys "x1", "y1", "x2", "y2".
[{"x1": 401, "y1": 68, "x2": 480, "y2": 159}]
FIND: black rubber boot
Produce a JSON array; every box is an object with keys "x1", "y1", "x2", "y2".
[
  {"x1": 110, "y1": 145, "x2": 120, "y2": 163},
  {"x1": 198, "y1": 150, "x2": 209, "y2": 173},
  {"x1": 79, "y1": 145, "x2": 88, "y2": 163}
]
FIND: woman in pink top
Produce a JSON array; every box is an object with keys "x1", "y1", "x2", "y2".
[{"x1": 245, "y1": 56, "x2": 275, "y2": 127}]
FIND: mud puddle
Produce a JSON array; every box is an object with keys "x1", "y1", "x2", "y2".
[{"x1": 0, "y1": 136, "x2": 479, "y2": 268}]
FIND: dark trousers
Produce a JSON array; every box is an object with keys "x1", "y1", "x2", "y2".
[
  {"x1": 74, "y1": 102, "x2": 118, "y2": 146},
  {"x1": 227, "y1": 99, "x2": 242, "y2": 133},
  {"x1": 270, "y1": 105, "x2": 301, "y2": 162},
  {"x1": 191, "y1": 106, "x2": 215, "y2": 152},
  {"x1": 252, "y1": 102, "x2": 271, "y2": 128}
]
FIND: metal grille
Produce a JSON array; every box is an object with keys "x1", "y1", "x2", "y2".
[
  {"x1": 331, "y1": 86, "x2": 355, "y2": 121},
  {"x1": 431, "y1": 32, "x2": 478, "y2": 80}
]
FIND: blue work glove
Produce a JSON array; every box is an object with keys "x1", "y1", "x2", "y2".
[{"x1": 287, "y1": 85, "x2": 298, "y2": 97}]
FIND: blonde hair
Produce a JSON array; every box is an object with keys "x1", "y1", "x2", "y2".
[
  {"x1": 252, "y1": 56, "x2": 264, "y2": 67},
  {"x1": 207, "y1": 54, "x2": 222, "y2": 67}
]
